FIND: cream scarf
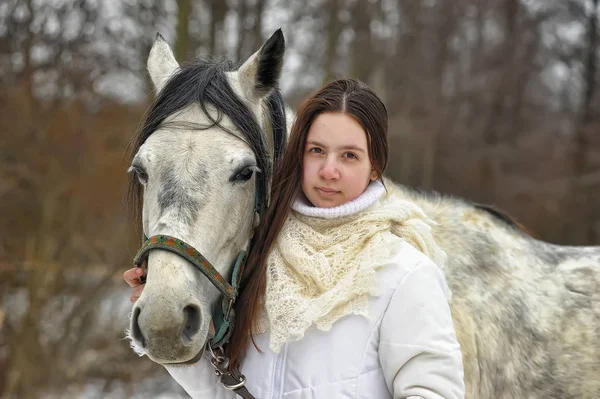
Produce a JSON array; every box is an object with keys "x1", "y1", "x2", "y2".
[{"x1": 263, "y1": 181, "x2": 447, "y2": 353}]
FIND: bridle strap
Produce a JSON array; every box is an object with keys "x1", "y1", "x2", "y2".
[
  {"x1": 134, "y1": 235, "x2": 236, "y2": 301},
  {"x1": 210, "y1": 249, "x2": 246, "y2": 349},
  {"x1": 222, "y1": 374, "x2": 256, "y2": 399}
]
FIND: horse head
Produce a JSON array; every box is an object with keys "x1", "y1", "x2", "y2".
[{"x1": 126, "y1": 30, "x2": 287, "y2": 365}]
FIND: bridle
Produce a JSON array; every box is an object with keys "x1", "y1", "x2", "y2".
[{"x1": 133, "y1": 175, "x2": 265, "y2": 399}]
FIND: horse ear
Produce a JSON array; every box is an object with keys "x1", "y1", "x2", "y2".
[
  {"x1": 147, "y1": 33, "x2": 179, "y2": 94},
  {"x1": 237, "y1": 29, "x2": 285, "y2": 101}
]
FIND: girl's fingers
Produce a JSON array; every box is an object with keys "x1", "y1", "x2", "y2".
[
  {"x1": 123, "y1": 267, "x2": 145, "y2": 287},
  {"x1": 125, "y1": 267, "x2": 146, "y2": 303}
]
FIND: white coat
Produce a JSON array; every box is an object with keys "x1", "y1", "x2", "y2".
[{"x1": 166, "y1": 236, "x2": 465, "y2": 399}]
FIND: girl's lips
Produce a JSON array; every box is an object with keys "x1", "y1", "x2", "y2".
[{"x1": 317, "y1": 187, "x2": 339, "y2": 196}]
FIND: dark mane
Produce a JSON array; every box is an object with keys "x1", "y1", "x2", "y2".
[
  {"x1": 401, "y1": 185, "x2": 535, "y2": 237},
  {"x1": 127, "y1": 56, "x2": 287, "y2": 218},
  {"x1": 266, "y1": 89, "x2": 287, "y2": 168},
  {"x1": 474, "y1": 203, "x2": 536, "y2": 237}
]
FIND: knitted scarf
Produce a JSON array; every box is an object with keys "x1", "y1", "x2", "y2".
[{"x1": 263, "y1": 181, "x2": 447, "y2": 353}]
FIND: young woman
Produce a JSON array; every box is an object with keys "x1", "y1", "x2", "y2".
[{"x1": 124, "y1": 79, "x2": 465, "y2": 398}]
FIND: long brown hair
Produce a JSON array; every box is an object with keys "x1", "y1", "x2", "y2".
[{"x1": 228, "y1": 78, "x2": 389, "y2": 368}]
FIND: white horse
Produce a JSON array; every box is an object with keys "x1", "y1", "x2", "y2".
[{"x1": 127, "y1": 30, "x2": 600, "y2": 398}]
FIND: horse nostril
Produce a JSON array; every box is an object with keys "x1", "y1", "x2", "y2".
[
  {"x1": 131, "y1": 307, "x2": 147, "y2": 348},
  {"x1": 182, "y1": 305, "x2": 201, "y2": 345}
]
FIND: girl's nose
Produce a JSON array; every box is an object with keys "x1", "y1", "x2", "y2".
[{"x1": 319, "y1": 158, "x2": 340, "y2": 180}]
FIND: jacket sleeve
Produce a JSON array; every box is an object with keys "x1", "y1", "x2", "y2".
[
  {"x1": 165, "y1": 358, "x2": 237, "y2": 399},
  {"x1": 378, "y1": 259, "x2": 465, "y2": 399}
]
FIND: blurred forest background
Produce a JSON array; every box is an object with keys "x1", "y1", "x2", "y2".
[{"x1": 1, "y1": 0, "x2": 599, "y2": 397}]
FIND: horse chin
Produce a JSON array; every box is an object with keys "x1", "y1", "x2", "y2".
[
  {"x1": 158, "y1": 345, "x2": 206, "y2": 367},
  {"x1": 126, "y1": 323, "x2": 208, "y2": 365}
]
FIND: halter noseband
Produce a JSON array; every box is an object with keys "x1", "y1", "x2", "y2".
[{"x1": 133, "y1": 234, "x2": 246, "y2": 347}]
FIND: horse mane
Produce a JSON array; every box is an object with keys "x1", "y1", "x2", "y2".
[
  {"x1": 399, "y1": 184, "x2": 536, "y2": 238},
  {"x1": 265, "y1": 89, "x2": 287, "y2": 168},
  {"x1": 473, "y1": 203, "x2": 537, "y2": 238},
  {"x1": 126, "y1": 56, "x2": 287, "y2": 217}
]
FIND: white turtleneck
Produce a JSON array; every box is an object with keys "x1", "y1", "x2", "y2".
[{"x1": 292, "y1": 180, "x2": 387, "y2": 219}]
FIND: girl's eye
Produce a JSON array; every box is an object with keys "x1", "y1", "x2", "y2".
[
  {"x1": 309, "y1": 147, "x2": 323, "y2": 154},
  {"x1": 343, "y1": 152, "x2": 358, "y2": 160}
]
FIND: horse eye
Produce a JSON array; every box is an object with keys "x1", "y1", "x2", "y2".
[
  {"x1": 232, "y1": 167, "x2": 254, "y2": 182},
  {"x1": 131, "y1": 166, "x2": 148, "y2": 184}
]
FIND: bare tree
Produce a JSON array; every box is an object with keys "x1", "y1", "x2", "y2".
[
  {"x1": 567, "y1": 0, "x2": 599, "y2": 243},
  {"x1": 208, "y1": 0, "x2": 230, "y2": 56},
  {"x1": 175, "y1": 0, "x2": 192, "y2": 62},
  {"x1": 235, "y1": 0, "x2": 267, "y2": 61},
  {"x1": 322, "y1": 0, "x2": 344, "y2": 83}
]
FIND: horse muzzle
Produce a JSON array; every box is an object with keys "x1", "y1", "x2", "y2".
[{"x1": 130, "y1": 300, "x2": 206, "y2": 364}]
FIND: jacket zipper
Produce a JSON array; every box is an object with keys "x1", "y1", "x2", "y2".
[{"x1": 272, "y1": 342, "x2": 287, "y2": 398}]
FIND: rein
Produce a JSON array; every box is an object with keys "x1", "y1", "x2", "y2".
[{"x1": 133, "y1": 183, "x2": 264, "y2": 399}]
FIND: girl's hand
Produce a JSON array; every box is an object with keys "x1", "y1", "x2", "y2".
[{"x1": 123, "y1": 267, "x2": 146, "y2": 303}]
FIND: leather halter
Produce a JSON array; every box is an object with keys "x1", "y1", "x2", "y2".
[{"x1": 134, "y1": 234, "x2": 245, "y2": 348}]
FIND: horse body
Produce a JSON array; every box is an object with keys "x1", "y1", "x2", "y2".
[
  {"x1": 389, "y1": 183, "x2": 600, "y2": 397},
  {"x1": 127, "y1": 31, "x2": 599, "y2": 397}
]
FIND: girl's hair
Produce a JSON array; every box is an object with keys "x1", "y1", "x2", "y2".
[{"x1": 227, "y1": 78, "x2": 388, "y2": 368}]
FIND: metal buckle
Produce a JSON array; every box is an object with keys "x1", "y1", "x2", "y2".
[
  {"x1": 208, "y1": 345, "x2": 227, "y2": 375},
  {"x1": 222, "y1": 373, "x2": 247, "y2": 390},
  {"x1": 207, "y1": 344, "x2": 247, "y2": 390}
]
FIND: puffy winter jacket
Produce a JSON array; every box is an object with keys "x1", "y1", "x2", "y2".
[{"x1": 166, "y1": 236, "x2": 465, "y2": 399}]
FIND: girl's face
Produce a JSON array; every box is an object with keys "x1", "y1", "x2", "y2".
[{"x1": 302, "y1": 112, "x2": 377, "y2": 208}]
